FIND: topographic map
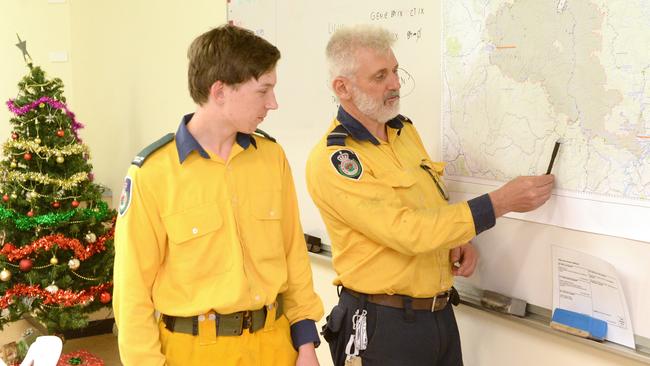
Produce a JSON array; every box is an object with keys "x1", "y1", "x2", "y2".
[{"x1": 442, "y1": 0, "x2": 650, "y2": 204}]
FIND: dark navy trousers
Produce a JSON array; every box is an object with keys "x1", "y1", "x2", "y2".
[{"x1": 323, "y1": 289, "x2": 463, "y2": 366}]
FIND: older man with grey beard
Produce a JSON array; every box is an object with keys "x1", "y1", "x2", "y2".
[{"x1": 306, "y1": 24, "x2": 554, "y2": 366}]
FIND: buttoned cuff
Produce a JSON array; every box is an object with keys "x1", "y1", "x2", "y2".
[
  {"x1": 290, "y1": 319, "x2": 320, "y2": 350},
  {"x1": 467, "y1": 194, "x2": 496, "y2": 235}
]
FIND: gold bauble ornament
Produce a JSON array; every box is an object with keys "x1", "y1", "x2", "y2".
[
  {"x1": 10, "y1": 162, "x2": 17, "y2": 168},
  {"x1": 84, "y1": 232, "x2": 97, "y2": 243},
  {"x1": 10, "y1": 193, "x2": 17, "y2": 199},
  {"x1": 68, "y1": 258, "x2": 80, "y2": 270},
  {"x1": 50, "y1": 256, "x2": 59, "y2": 265},
  {"x1": 34, "y1": 138, "x2": 41, "y2": 144},
  {"x1": 45, "y1": 284, "x2": 59, "y2": 293},
  {"x1": 56, "y1": 156, "x2": 65, "y2": 164},
  {"x1": 30, "y1": 191, "x2": 38, "y2": 199},
  {"x1": 0, "y1": 268, "x2": 11, "y2": 282}
]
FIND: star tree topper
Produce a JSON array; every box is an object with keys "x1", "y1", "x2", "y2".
[{"x1": 15, "y1": 34, "x2": 31, "y2": 62}]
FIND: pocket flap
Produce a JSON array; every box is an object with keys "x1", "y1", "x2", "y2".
[
  {"x1": 162, "y1": 203, "x2": 223, "y2": 244},
  {"x1": 377, "y1": 171, "x2": 417, "y2": 188}
]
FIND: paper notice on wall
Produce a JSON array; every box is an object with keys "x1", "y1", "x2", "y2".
[{"x1": 552, "y1": 246, "x2": 635, "y2": 348}]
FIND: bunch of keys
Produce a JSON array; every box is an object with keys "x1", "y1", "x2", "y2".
[
  {"x1": 353, "y1": 309, "x2": 368, "y2": 351},
  {"x1": 344, "y1": 309, "x2": 368, "y2": 366}
]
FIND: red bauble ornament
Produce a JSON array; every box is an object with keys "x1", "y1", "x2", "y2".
[
  {"x1": 19, "y1": 258, "x2": 33, "y2": 272},
  {"x1": 52, "y1": 201, "x2": 60, "y2": 208},
  {"x1": 99, "y1": 292, "x2": 112, "y2": 304},
  {"x1": 2, "y1": 194, "x2": 8, "y2": 202},
  {"x1": 23, "y1": 153, "x2": 32, "y2": 161},
  {"x1": 11, "y1": 133, "x2": 18, "y2": 140},
  {"x1": 56, "y1": 129, "x2": 65, "y2": 137},
  {"x1": 71, "y1": 200, "x2": 80, "y2": 208},
  {"x1": 26, "y1": 210, "x2": 34, "y2": 217}
]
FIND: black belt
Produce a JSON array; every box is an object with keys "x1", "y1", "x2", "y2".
[
  {"x1": 162, "y1": 295, "x2": 283, "y2": 336},
  {"x1": 344, "y1": 288, "x2": 459, "y2": 312}
]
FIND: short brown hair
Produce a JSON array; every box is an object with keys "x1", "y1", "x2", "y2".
[{"x1": 187, "y1": 25, "x2": 281, "y2": 104}]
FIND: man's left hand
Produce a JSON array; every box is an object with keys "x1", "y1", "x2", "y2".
[
  {"x1": 296, "y1": 342, "x2": 319, "y2": 366},
  {"x1": 450, "y1": 242, "x2": 478, "y2": 277}
]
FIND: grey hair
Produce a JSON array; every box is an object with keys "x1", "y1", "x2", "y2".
[{"x1": 326, "y1": 24, "x2": 395, "y2": 82}]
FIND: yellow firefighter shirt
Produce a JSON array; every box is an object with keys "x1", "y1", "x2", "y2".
[
  {"x1": 306, "y1": 107, "x2": 495, "y2": 298},
  {"x1": 114, "y1": 114, "x2": 323, "y2": 365}
]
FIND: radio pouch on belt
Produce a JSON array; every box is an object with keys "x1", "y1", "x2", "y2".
[{"x1": 321, "y1": 305, "x2": 347, "y2": 343}]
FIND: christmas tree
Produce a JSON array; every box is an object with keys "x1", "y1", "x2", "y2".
[{"x1": 0, "y1": 36, "x2": 116, "y2": 335}]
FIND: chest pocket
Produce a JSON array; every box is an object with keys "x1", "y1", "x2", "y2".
[
  {"x1": 162, "y1": 203, "x2": 223, "y2": 245},
  {"x1": 377, "y1": 170, "x2": 417, "y2": 188},
  {"x1": 251, "y1": 190, "x2": 283, "y2": 220},
  {"x1": 248, "y1": 190, "x2": 285, "y2": 261}
]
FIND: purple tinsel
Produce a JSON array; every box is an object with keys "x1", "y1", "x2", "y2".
[{"x1": 6, "y1": 96, "x2": 85, "y2": 142}]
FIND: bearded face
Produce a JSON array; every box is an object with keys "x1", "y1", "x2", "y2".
[{"x1": 351, "y1": 84, "x2": 400, "y2": 124}]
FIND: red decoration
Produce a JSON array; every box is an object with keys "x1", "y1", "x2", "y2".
[
  {"x1": 0, "y1": 223, "x2": 115, "y2": 262},
  {"x1": 23, "y1": 153, "x2": 32, "y2": 161},
  {"x1": 11, "y1": 132, "x2": 18, "y2": 140},
  {"x1": 56, "y1": 129, "x2": 65, "y2": 137},
  {"x1": 57, "y1": 349, "x2": 104, "y2": 366},
  {"x1": 2, "y1": 243, "x2": 15, "y2": 253},
  {"x1": 0, "y1": 283, "x2": 112, "y2": 309},
  {"x1": 71, "y1": 200, "x2": 80, "y2": 208},
  {"x1": 2, "y1": 194, "x2": 8, "y2": 202},
  {"x1": 52, "y1": 201, "x2": 60, "y2": 208},
  {"x1": 19, "y1": 258, "x2": 32, "y2": 272},
  {"x1": 26, "y1": 210, "x2": 34, "y2": 217},
  {"x1": 99, "y1": 292, "x2": 111, "y2": 304}
]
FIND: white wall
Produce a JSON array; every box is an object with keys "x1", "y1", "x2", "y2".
[{"x1": 69, "y1": 0, "x2": 226, "y2": 207}]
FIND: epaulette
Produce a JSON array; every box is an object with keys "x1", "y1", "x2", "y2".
[
  {"x1": 398, "y1": 114, "x2": 413, "y2": 124},
  {"x1": 253, "y1": 128, "x2": 276, "y2": 143},
  {"x1": 326, "y1": 124, "x2": 350, "y2": 147},
  {"x1": 131, "y1": 133, "x2": 175, "y2": 167}
]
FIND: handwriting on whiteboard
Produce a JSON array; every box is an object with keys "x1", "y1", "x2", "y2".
[{"x1": 369, "y1": 7, "x2": 425, "y2": 21}]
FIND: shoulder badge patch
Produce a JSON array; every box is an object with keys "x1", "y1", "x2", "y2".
[
  {"x1": 118, "y1": 176, "x2": 133, "y2": 216},
  {"x1": 330, "y1": 149, "x2": 363, "y2": 180}
]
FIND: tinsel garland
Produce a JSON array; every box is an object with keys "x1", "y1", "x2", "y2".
[
  {"x1": 1, "y1": 225, "x2": 114, "y2": 262},
  {"x1": 6, "y1": 171, "x2": 88, "y2": 190},
  {"x1": 0, "y1": 201, "x2": 110, "y2": 230},
  {"x1": 0, "y1": 282, "x2": 111, "y2": 309},
  {"x1": 3, "y1": 140, "x2": 90, "y2": 158},
  {"x1": 5, "y1": 96, "x2": 84, "y2": 142}
]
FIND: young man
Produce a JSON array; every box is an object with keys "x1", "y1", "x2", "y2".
[
  {"x1": 306, "y1": 25, "x2": 555, "y2": 366},
  {"x1": 113, "y1": 25, "x2": 323, "y2": 365}
]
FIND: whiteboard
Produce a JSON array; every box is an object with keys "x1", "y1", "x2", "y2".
[{"x1": 228, "y1": 0, "x2": 650, "y2": 342}]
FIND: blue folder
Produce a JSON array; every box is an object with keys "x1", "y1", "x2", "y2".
[{"x1": 550, "y1": 308, "x2": 608, "y2": 341}]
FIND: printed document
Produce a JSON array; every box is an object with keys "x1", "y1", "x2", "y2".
[{"x1": 552, "y1": 246, "x2": 635, "y2": 348}]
